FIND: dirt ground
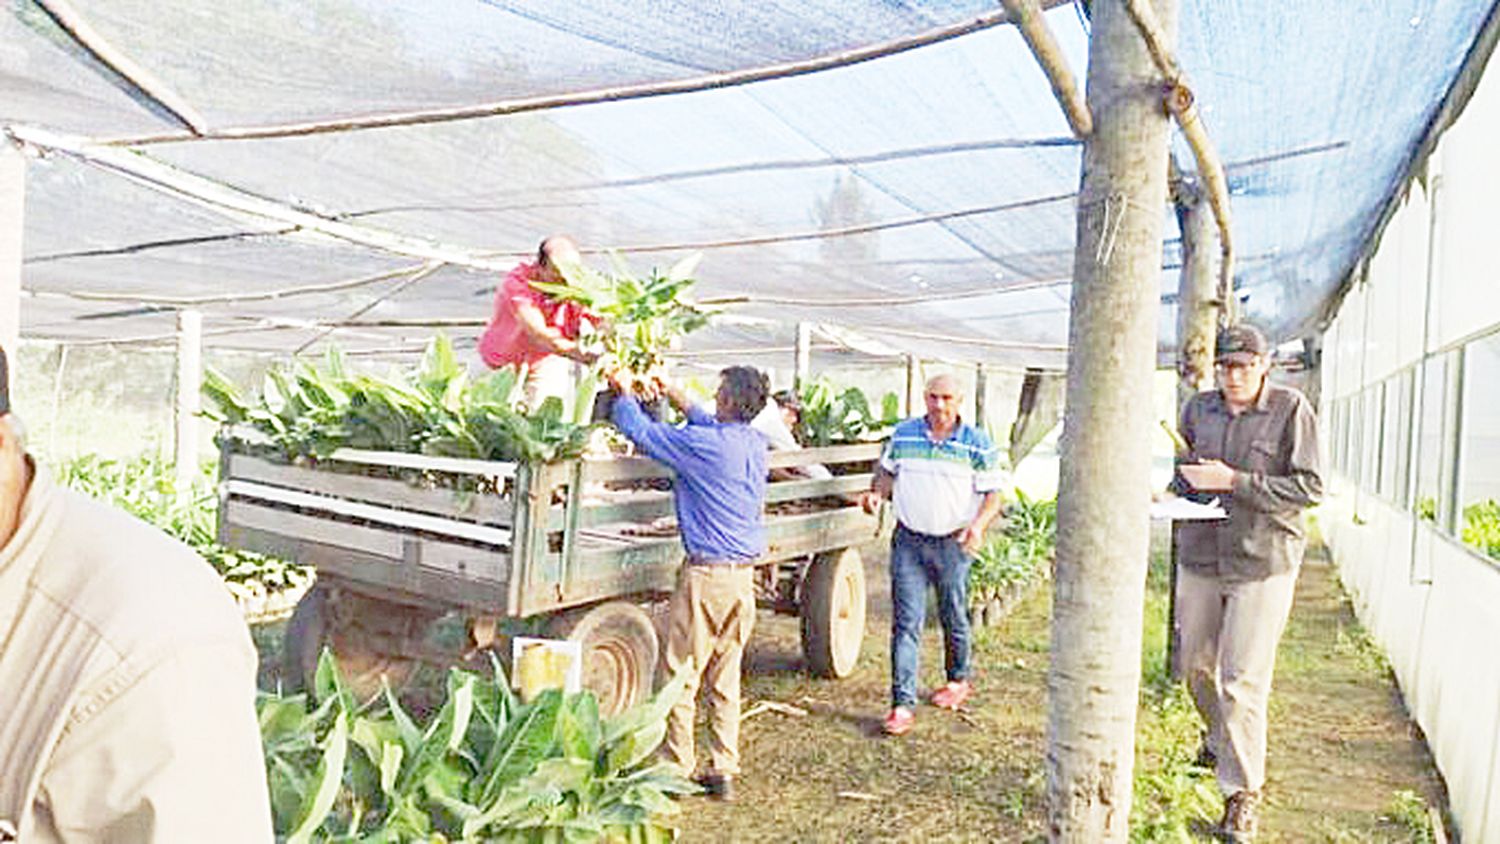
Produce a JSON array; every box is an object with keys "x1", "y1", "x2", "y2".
[
  {"x1": 666, "y1": 540, "x2": 1448, "y2": 843},
  {"x1": 249, "y1": 539, "x2": 1449, "y2": 842}
]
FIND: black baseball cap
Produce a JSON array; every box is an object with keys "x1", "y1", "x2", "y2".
[
  {"x1": 0, "y1": 345, "x2": 9, "y2": 415},
  {"x1": 1216, "y1": 323, "x2": 1268, "y2": 363}
]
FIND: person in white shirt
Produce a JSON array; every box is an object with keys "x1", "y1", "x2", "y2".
[{"x1": 0, "y1": 345, "x2": 272, "y2": 843}]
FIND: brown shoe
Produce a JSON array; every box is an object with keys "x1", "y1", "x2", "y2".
[
  {"x1": 694, "y1": 773, "x2": 735, "y2": 802},
  {"x1": 1218, "y1": 790, "x2": 1260, "y2": 842}
]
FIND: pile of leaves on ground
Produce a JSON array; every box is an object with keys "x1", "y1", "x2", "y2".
[
  {"x1": 794, "y1": 379, "x2": 901, "y2": 447},
  {"x1": 204, "y1": 335, "x2": 597, "y2": 465},
  {"x1": 260, "y1": 652, "x2": 697, "y2": 842},
  {"x1": 968, "y1": 491, "x2": 1056, "y2": 624},
  {"x1": 54, "y1": 451, "x2": 309, "y2": 606}
]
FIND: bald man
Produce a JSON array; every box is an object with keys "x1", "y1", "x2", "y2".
[
  {"x1": 478, "y1": 235, "x2": 601, "y2": 407},
  {"x1": 861, "y1": 374, "x2": 1006, "y2": 735}
]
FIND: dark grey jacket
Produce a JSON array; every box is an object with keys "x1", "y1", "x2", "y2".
[{"x1": 1172, "y1": 382, "x2": 1323, "y2": 581}]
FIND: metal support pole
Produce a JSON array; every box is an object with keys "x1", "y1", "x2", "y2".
[
  {"x1": 0, "y1": 141, "x2": 24, "y2": 370},
  {"x1": 174, "y1": 309, "x2": 203, "y2": 490},
  {"x1": 794, "y1": 322, "x2": 812, "y2": 391}
]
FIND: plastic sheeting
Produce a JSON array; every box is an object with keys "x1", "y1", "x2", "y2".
[{"x1": 3, "y1": 1, "x2": 1497, "y2": 366}]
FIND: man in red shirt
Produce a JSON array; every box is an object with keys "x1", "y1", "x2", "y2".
[{"x1": 478, "y1": 235, "x2": 600, "y2": 406}]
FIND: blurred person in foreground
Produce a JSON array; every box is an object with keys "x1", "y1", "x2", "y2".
[
  {"x1": 0, "y1": 345, "x2": 272, "y2": 842},
  {"x1": 477, "y1": 234, "x2": 601, "y2": 408},
  {"x1": 1169, "y1": 323, "x2": 1322, "y2": 843},
  {"x1": 606, "y1": 364, "x2": 770, "y2": 803},
  {"x1": 861, "y1": 373, "x2": 1005, "y2": 736}
]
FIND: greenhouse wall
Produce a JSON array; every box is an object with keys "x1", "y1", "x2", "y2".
[{"x1": 1318, "y1": 48, "x2": 1500, "y2": 842}]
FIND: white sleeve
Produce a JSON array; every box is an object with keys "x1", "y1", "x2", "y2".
[{"x1": 750, "y1": 404, "x2": 801, "y2": 451}]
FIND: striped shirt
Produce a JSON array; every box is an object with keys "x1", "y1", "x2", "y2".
[{"x1": 880, "y1": 416, "x2": 1005, "y2": 536}]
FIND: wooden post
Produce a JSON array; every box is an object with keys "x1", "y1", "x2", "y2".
[
  {"x1": 174, "y1": 309, "x2": 203, "y2": 490},
  {"x1": 974, "y1": 362, "x2": 989, "y2": 430},
  {"x1": 0, "y1": 141, "x2": 24, "y2": 372},
  {"x1": 1047, "y1": 0, "x2": 1177, "y2": 840},
  {"x1": 795, "y1": 322, "x2": 812, "y2": 391},
  {"x1": 904, "y1": 354, "x2": 921, "y2": 417}
]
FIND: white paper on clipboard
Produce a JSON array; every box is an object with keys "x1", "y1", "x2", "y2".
[{"x1": 1150, "y1": 496, "x2": 1228, "y2": 521}]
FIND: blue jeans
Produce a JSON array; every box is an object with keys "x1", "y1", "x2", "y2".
[{"x1": 890, "y1": 524, "x2": 973, "y2": 708}]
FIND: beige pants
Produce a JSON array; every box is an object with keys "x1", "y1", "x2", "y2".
[
  {"x1": 1175, "y1": 566, "x2": 1299, "y2": 795},
  {"x1": 522, "y1": 355, "x2": 577, "y2": 415},
  {"x1": 664, "y1": 564, "x2": 757, "y2": 777}
]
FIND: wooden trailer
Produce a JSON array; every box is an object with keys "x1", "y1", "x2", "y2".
[{"x1": 218, "y1": 436, "x2": 884, "y2": 714}]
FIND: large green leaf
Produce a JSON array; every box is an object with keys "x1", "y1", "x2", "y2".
[
  {"x1": 285, "y1": 710, "x2": 348, "y2": 844},
  {"x1": 475, "y1": 688, "x2": 565, "y2": 806}
]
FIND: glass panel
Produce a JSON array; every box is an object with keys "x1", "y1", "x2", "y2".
[
  {"x1": 1458, "y1": 336, "x2": 1500, "y2": 561},
  {"x1": 1379, "y1": 376, "x2": 1401, "y2": 500},
  {"x1": 1361, "y1": 384, "x2": 1382, "y2": 492},
  {"x1": 1395, "y1": 369, "x2": 1415, "y2": 509},
  {"x1": 1413, "y1": 355, "x2": 1449, "y2": 524}
]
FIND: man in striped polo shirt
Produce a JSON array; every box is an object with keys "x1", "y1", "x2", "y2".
[{"x1": 862, "y1": 373, "x2": 1006, "y2": 735}]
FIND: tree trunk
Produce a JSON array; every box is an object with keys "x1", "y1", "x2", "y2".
[
  {"x1": 1046, "y1": 1, "x2": 1177, "y2": 841},
  {"x1": 1174, "y1": 183, "x2": 1219, "y2": 407}
]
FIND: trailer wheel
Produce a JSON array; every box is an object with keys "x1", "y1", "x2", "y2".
[
  {"x1": 800, "y1": 547, "x2": 867, "y2": 678},
  {"x1": 549, "y1": 601, "x2": 659, "y2": 717},
  {"x1": 282, "y1": 584, "x2": 420, "y2": 700}
]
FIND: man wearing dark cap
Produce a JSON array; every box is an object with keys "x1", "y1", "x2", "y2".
[
  {"x1": 0, "y1": 346, "x2": 272, "y2": 841},
  {"x1": 1169, "y1": 323, "x2": 1322, "y2": 842}
]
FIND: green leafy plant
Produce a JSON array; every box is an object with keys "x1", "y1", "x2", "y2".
[
  {"x1": 261, "y1": 651, "x2": 697, "y2": 842},
  {"x1": 54, "y1": 452, "x2": 309, "y2": 599},
  {"x1": 1380, "y1": 789, "x2": 1437, "y2": 843},
  {"x1": 969, "y1": 491, "x2": 1056, "y2": 607},
  {"x1": 795, "y1": 380, "x2": 900, "y2": 447},
  {"x1": 532, "y1": 253, "x2": 711, "y2": 374},
  {"x1": 204, "y1": 335, "x2": 596, "y2": 465},
  {"x1": 1461, "y1": 499, "x2": 1500, "y2": 561},
  {"x1": 1415, "y1": 495, "x2": 1437, "y2": 523}
]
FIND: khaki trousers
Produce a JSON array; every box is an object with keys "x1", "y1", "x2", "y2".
[
  {"x1": 1175, "y1": 565, "x2": 1299, "y2": 795},
  {"x1": 664, "y1": 563, "x2": 756, "y2": 777}
]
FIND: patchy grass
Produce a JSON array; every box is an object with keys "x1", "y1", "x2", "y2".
[{"x1": 250, "y1": 537, "x2": 1449, "y2": 841}]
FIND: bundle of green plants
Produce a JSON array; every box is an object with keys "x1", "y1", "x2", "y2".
[
  {"x1": 204, "y1": 335, "x2": 596, "y2": 465},
  {"x1": 1461, "y1": 499, "x2": 1500, "y2": 561},
  {"x1": 54, "y1": 452, "x2": 308, "y2": 599},
  {"x1": 532, "y1": 253, "x2": 711, "y2": 375},
  {"x1": 260, "y1": 651, "x2": 697, "y2": 842},
  {"x1": 795, "y1": 379, "x2": 901, "y2": 447},
  {"x1": 969, "y1": 491, "x2": 1056, "y2": 604}
]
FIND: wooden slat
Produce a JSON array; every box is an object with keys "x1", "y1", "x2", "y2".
[
  {"x1": 225, "y1": 499, "x2": 404, "y2": 560},
  {"x1": 225, "y1": 480, "x2": 512, "y2": 546},
  {"x1": 579, "y1": 456, "x2": 674, "y2": 483},
  {"x1": 576, "y1": 492, "x2": 676, "y2": 528},
  {"x1": 767, "y1": 443, "x2": 883, "y2": 469},
  {"x1": 764, "y1": 474, "x2": 871, "y2": 503},
  {"x1": 325, "y1": 447, "x2": 519, "y2": 479},
  {"x1": 223, "y1": 520, "x2": 510, "y2": 614},
  {"x1": 419, "y1": 542, "x2": 507, "y2": 584},
  {"x1": 228, "y1": 454, "x2": 514, "y2": 525}
]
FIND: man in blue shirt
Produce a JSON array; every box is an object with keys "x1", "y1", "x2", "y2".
[
  {"x1": 609, "y1": 365, "x2": 770, "y2": 801},
  {"x1": 862, "y1": 374, "x2": 1006, "y2": 736}
]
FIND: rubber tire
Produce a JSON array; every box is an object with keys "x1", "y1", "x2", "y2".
[
  {"x1": 800, "y1": 547, "x2": 867, "y2": 679},
  {"x1": 549, "y1": 601, "x2": 660, "y2": 717},
  {"x1": 280, "y1": 583, "x2": 328, "y2": 694},
  {"x1": 281, "y1": 584, "x2": 418, "y2": 700}
]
